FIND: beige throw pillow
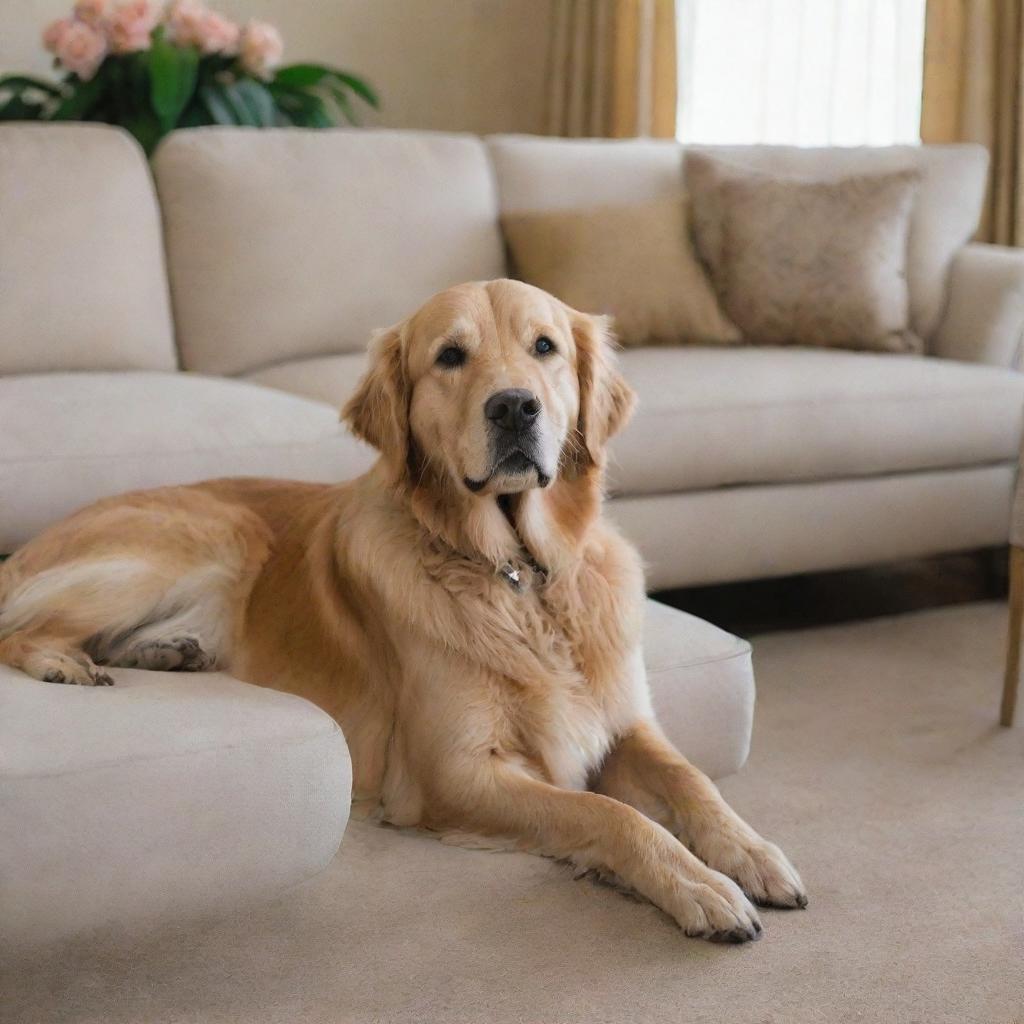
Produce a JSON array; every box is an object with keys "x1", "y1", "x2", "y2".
[
  {"x1": 501, "y1": 197, "x2": 741, "y2": 347},
  {"x1": 686, "y1": 153, "x2": 922, "y2": 354}
]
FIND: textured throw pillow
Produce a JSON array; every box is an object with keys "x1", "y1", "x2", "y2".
[
  {"x1": 501, "y1": 197, "x2": 741, "y2": 347},
  {"x1": 686, "y1": 153, "x2": 922, "y2": 353}
]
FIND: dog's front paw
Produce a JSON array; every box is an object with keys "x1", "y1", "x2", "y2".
[
  {"x1": 669, "y1": 869, "x2": 763, "y2": 944},
  {"x1": 702, "y1": 832, "x2": 806, "y2": 910}
]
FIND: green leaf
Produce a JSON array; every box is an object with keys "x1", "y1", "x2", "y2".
[
  {"x1": 177, "y1": 96, "x2": 212, "y2": 128},
  {"x1": 218, "y1": 82, "x2": 255, "y2": 125},
  {"x1": 149, "y1": 34, "x2": 199, "y2": 131},
  {"x1": 0, "y1": 94, "x2": 48, "y2": 120},
  {"x1": 327, "y1": 70, "x2": 379, "y2": 109},
  {"x1": 268, "y1": 85, "x2": 332, "y2": 128},
  {"x1": 201, "y1": 80, "x2": 263, "y2": 127},
  {"x1": 0, "y1": 74, "x2": 62, "y2": 97},
  {"x1": 122, "y1": 109, "x2": 165, "y2": 154},
  {"x1": 272, "y1": 63, "x2": 331, "y2": 89},
  {"x1": 49, "y1": 74, "x2": 106, "y2": 120},
  {"x1": 273, "y1": 63, "x2": 379, "y2": 109},
  {"x1": 128, "y1": 51, "x2": 149, "y2": 95},
  {"x1": 326, "y1": 83, "x2": 360, "y2": 126},
  {"x1": 199, "y1": 83, "x2": 240, "y2": 125},
  {"x1": 229, "y1": 78, "x2": 277, "y2": 127},
  {"x1": 201, "y1": 78, "x2": 277, "y2": 129}
]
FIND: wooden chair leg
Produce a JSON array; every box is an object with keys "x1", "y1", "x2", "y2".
[{"x1": 1001, "y1": 546, "x2": 1024, "y2": 726}]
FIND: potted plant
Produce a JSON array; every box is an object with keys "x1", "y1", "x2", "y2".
[{"x1": 0, "y1": 0, "x2": 378, "y2": 154}]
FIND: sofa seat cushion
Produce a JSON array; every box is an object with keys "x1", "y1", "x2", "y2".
[
  {"x1": 643, "y1": 599, "x2": 753, "y2": 780},
  {"x1": 609, "y1": 347, "x2": 1024, "y2": 497},
  {"x1": 245, "y1": 352, "x2": 369, "y2": 409},
  {"x1": 0, "y1": 372, "x2": 374, "y2": 552},
  {"x1": 243, "y1": 348, "x2": 1024, "y2": 499},
  {"x1": 0, "y1": 666, "x2": 352, "y2": 947}
]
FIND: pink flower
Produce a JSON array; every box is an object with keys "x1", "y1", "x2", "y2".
[
  {"x1": 164, "y1": 0, "x2": 199, "y2": 42},
  {"x1": 239, "y1": 20, "x2": 283, "y2": 79},
  {"x1": 164, "y1": 0, "x2": 203, "y2": 45},
  {"x1": 42, "y1": 17, "x2": 74, "y2": 53},
  {"x1": 54, "y1": 19, "x2": 107, "y2": 80},
  {"x1": 195, "y1": 11, "x2": 239, "y2": 54},
  {"x1": 165, "y1": 0, "x2": 239, "y2": 54},
  {"x1": 73, "y1": 0, "x2": 109, "y2": 27},
  {"x1": 107, "y1": 0, "x2": 158, "y2": 54}
]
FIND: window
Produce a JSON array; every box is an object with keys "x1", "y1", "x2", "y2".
[{"x1": 676, "y1": 0, "x2": 928, "y2": 146}]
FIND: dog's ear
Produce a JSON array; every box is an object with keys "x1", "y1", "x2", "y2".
[
  {"x1": 342, "y1": 324, "x2": 410, "y2": 477},
  {"x1": 568, "y1": 312, "x2": 635, "y2": 472}
]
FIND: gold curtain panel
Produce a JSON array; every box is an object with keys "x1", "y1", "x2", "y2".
[
  {"x1": 545, "y1": 0, "x2": 677, "y2": 138},
  {"x1": 921, "y1": 0, "x2": 1024, "y2": 245}
]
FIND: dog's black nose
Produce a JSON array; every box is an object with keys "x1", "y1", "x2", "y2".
[{"x1": 484, "y1": 389, "x2": 541, "y2": 433}]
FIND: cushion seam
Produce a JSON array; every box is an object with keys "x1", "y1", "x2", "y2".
[{"x1": 646, "y1": 643, "x2": 752, "y2": 676}]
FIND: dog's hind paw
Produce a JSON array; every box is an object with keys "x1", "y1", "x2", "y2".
[
  {"x1": 118, "y1": 635, "x2": 215, "y2": 672},
  {"x1": 41, "y1": 658, "x2": 114, "y2": 687}
]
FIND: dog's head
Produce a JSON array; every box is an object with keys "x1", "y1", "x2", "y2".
[{"x1": 343, "y1": 279, "x2": 634, "y2": 497}]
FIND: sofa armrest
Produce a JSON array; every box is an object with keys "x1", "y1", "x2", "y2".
[{"x1": 933, "y1": 243, "x2": 1024, "y2": 369}]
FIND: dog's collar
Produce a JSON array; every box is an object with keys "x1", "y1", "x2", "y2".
[
  {"x1": 499, "y1": 554, "x2": 548, "y2": 593},
  {"x1": 494, "y1": 493, "x2": 549, "y2": 592}
]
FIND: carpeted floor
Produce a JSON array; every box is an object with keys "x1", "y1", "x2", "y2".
[{"x1": 5, "y1": 602, "x2": 1023, "y2": 1024}]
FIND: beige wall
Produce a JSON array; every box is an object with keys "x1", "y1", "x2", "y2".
[{"x1": 1, "y1": 0, "x2": 553, "y2": 135}]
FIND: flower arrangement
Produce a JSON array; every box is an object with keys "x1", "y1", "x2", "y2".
[{"x1": 0, "y1": 0, "x2": 378, "y2": 153}]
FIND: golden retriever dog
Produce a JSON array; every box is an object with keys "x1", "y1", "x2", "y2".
[{"x1": 0, "y1": 279, "x2": 804, "y2": 943}]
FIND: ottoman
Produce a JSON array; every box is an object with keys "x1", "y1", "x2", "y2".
[
  {"x1": 0, "y1": 668, "x2": 352, "y2": 949},
  {"x1": 0, "y1": 599, "x2": 754, "y2": 948},
  {"x1": 642, "y1": 599, "x2": 754, "y2": 778}
]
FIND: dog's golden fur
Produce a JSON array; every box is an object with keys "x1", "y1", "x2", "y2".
[{"x1": 0, "y1": 280, "x2": 804, "y2": 943}]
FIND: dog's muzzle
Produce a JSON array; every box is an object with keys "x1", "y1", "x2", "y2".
[{"x1": 463, "y1": 389, "x2": 551, "y2": 493}]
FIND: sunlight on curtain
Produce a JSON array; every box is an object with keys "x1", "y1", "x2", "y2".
[{"x1": 676, "y1": 0, "x2": 927, "y2": 145}]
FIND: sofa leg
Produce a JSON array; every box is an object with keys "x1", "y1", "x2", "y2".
[{"x1": 1002, "y1": 546, "x2": 1024, "y2": 727}]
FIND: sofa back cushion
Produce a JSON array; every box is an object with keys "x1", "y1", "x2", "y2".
[
  {"x1": 488, "y1": 135, "x2": 989, "y2": 341},
  {"x1": 0, "y1": 124, "x2": 177, "y2": 374},
  {"x1": 154, "y1": 128, "x2": 505, "y2": 376}
]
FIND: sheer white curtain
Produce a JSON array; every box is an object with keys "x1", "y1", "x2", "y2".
[{"x1": 676, "y1": 0, "x2": 927, "y2": 146}]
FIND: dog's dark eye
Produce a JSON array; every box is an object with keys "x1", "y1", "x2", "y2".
[
  {"x1": 534, "y1": 336, "x2": 555, "y2": 356},
  {"x1": 436, "y1": 345, "x2": 466, "y2": 368}
]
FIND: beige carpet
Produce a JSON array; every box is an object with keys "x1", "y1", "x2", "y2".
[{"x1": 5, "y1": 602, "x2": 1023, "y2": 1024}]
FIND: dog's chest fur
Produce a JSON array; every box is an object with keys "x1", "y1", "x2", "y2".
[
  {"x1": 420, "y1": 538, "x2": 647, "y2": 791},
  {"x1": 346, "y1": 495, "x2": 648, "y2": 812}
]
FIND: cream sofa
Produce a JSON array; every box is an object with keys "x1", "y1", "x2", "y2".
[
  {"x1": 3, "y1": 125, "x2": 1022, "y2": 586},
  {"x1": 1, "y1": 123, "x2": 1022, "y2": 946}
]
